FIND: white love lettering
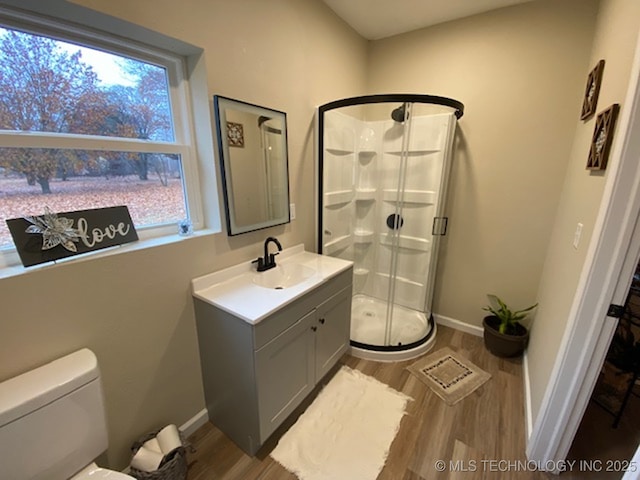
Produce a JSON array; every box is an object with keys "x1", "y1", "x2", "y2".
[{"x1": 76, "y1": 217, "x2": 131, "y2": 248}]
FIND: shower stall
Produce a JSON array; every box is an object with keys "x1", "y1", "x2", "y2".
[{"x1": 317, "y1": 94, "x2": 464, "y2": 361}]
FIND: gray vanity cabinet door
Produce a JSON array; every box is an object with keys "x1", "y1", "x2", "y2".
[
  {"x1": 315, "y1": 287, "x2": 352, "y2": 380},
  {"x1": 254, "y1": 309, "x2": 316, "y2": 442}
]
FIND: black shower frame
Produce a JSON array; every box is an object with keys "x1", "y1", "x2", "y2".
[{"x1": 317, "y1": 94, "x2": 464, "y2": 352}]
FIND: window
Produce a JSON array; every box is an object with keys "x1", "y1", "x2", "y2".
[{"x1": 0, "y1": 16, "x2": 203, "y2": 257}]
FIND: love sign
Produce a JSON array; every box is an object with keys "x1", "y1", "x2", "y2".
[{"x1": 6, "y1": 206, "x2": 138, "y2": 267}]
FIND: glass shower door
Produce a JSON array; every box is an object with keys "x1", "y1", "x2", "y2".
[
  {"x1": 319, "y1": 96, "x2": 460, "y2": 354},
  {"x1": 378, "y1": 101, "x2": 433, "y2": 349}
]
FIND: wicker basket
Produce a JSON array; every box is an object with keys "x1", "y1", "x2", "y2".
[{"x1": 129, "y1": 430, "x2": 188, "y2": 480}]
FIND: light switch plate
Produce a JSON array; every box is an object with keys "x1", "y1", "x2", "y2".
[{"x1": 573, "y1": 223, "x2": 583, "y2": 249}]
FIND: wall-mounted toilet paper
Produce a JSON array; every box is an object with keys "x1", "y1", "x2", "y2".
[
  {"x1": 131, "y1": 446, "x2": 164, "y2": 472},
  {"x1": 156, "y1": 424, "x2": 182, "y2": 454}
]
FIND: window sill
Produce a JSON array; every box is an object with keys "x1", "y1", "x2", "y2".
[{"x1": 0, "y1": 228, "x2": 219, "y2": 281}]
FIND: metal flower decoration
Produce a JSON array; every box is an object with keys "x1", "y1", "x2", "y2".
[{"x1": 24, "y1": 207, "x2": 81, "y2": 252}]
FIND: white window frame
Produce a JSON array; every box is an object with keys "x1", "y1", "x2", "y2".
[{"x1": 0, "y1": 6, "x2": 211, "y2": 269}]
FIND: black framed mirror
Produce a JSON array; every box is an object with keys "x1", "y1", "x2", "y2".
[{"x1": 214, "y1": 95, "x2": 291, "y2": 236}]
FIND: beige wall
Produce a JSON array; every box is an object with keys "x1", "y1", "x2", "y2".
[
  {"x1": 527, "y1": 0, "x2": 640, "y2": 424},
  {"x1": 2, "y1": 0, "x2": 638, "y2": 471},
  {"x1": 368, "y1": 0, "x2": 599, "y2": 326},
  {"x1": 0, "y1": 0, "x2": 367, "y2": 469}
]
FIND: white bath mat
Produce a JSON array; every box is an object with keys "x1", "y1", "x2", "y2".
[{"x1": 270, "y1": 366, "x2": 412, "y2": 480}]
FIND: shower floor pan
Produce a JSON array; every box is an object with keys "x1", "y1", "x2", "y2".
[{"x1": 349, "y1": 294, "x2": 436, "y2": 362}]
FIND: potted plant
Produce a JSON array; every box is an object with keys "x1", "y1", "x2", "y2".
[{"x1": 482, "y1": 294, "x2": 538, "y2": 357}]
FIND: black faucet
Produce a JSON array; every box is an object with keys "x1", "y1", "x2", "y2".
[{"x1": 253, "y1": 237, "x2": 282, "y2": 272}]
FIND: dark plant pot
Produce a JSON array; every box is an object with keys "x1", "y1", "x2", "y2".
[{"x1": 483, "y1": 315, "x2": 529, "y2": 358}]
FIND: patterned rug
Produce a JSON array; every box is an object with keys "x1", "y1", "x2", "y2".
[{"x1": 407, "y1": 347, "x2": 491, "y2": 405}]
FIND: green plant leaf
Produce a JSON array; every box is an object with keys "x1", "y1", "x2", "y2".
[{"x1": 483, "y1": 295, "x2": 538, "y2": 333}]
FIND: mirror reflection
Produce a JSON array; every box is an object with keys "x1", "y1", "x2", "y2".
[{"x1": 214, "y1": 96, "x2": 290, "y2": 236}]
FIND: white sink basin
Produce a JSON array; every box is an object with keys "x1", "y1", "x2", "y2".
[
  {"x1": 252, "y1": 263, "x2": 316, "y2": 289},
  {"x1": 191, "y1": 244, "x2": 353, "y2": 324}
]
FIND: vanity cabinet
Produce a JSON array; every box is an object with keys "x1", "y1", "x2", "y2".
[
  {"x1": 315, "y1": 287, "x2": 352, "y2": 379},
  {"x1": 194, "y1": 267, "x2": 352, "y2": 455},
  {"x1": 254, "y1": 308, "x2": 315, "y2": 442}
]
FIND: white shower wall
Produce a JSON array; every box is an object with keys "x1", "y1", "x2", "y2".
[{"x1": 323, "y1": 108, "x2": 456, "y2": 322}]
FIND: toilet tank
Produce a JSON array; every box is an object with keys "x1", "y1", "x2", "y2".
[{"x1": 0, "y1": 349, "x2": 109, "y2": 480}]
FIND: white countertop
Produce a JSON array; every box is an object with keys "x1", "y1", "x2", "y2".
[{"x1": 191, "y1": 244, "x2": 353, "y2": 324}]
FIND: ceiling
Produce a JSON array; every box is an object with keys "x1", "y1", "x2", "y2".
[{"x1": 321, "y1": 0, "x2": 536, "y2": 40}]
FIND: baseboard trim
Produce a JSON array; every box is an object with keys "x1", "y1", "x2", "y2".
[
  {"x1": 434, "y1": 314, "x2": 483, "y2": 337},
  {"x1": 180, "y1": 408, "x2": 209, "y2": 438},
  {"x1": 523, "y1": 350, "x2": 533, "y2": 440}
]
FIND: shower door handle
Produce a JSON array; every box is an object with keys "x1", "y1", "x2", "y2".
[{"x1": 432, "y1": 217, "x2": 448, "y2": 236}]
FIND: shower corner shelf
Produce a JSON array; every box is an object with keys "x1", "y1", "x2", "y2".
[
  {"x1": 358, "y1": 150, "x2": 377, "y2": 157},
  {"x1": 324, "y1": 190, "x2": 355, "y2": 207},
  {"x1": 323, "y1": 234, "x2": 351, "y2": 255},
  {"x1": 384, "y1": 149, "x2": 439, "y2": 157},
  {"x1": 358, "y1": 151, "x2": 376, "y2": 166},
  {"x1": 355, "y1": 188, "x2": 376, "y2": 201},
  {"x1": 379, "y1": 233, "x2": 431, "y2": 252},
  {"x1": 382, "y1": 189, "x2": 435, "y2": 205},
  {"x1": 353, "y1": 230, "x2": 374, "y2": 244},
  {"x1": 353, "y1": 268, "x2": 369, "y2": 277},
  {"x1": 325, "y1": 147, "x2": 354, "y2": 156}
]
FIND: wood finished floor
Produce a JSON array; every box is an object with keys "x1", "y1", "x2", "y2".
[
  {"x1": 563, "y1": 382, "x2": 640, "y2": 480},
  {"x1": 185, "y1": 325, "x2": 551, "y2": 479}
]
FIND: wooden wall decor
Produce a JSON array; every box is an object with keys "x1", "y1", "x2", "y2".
[
  {"x1": 581, "y1": 60, "x2": 605, "y2": 120},
  {"x1": 226, "y1": 121, "x2": 244, "y2": 147},
  {"x1": 586, "y1": 104, "x2": 620, "y2": 171},
  {"x1": 6, "y1": 206, "x2": 138, "y2": 267}
]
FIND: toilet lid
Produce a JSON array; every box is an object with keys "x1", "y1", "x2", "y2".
[{"x1": 71, "y1": 464, "x2": 135, "y2": 480}]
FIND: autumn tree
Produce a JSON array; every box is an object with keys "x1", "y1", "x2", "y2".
[
  {"x1": 68, "y1": 88, "x2": 129, "y2": 177},
  {"x1": 108, "y1": 60, "x2": 173, "y2": 181},
  {"x1": 0, "y1": 29, "x2": 100, "y2": 193}
]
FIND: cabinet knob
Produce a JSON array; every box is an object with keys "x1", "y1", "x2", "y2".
[
  {"x1": 319, "y1": 318, "x2": 325, "y2": 325},
  {"x1": 311, "y1": 326, "x2": 317, "y2": 332}
]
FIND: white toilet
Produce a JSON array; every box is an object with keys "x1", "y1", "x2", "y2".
[{"x1": 0, "y1": 348, "x2": 135, "y2": 480}]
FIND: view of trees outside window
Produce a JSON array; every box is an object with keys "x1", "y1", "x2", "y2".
[{"x1": 0, "y1": 26, "x2": 187, "y2": 248}]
